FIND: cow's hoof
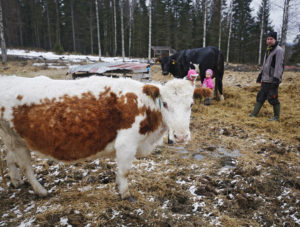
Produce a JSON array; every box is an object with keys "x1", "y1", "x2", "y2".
[
  {"x1": 220, "y1": 95, "x2": 224, "y2": 101},
  {"x1": 35, "y1": 186, "x2": 48, "y2": 197},
  {"x1": 11, "y1": 179, "x2": 24, "y2": 188},
  {"x1": 168, "y1": 138, "x2": 174, "y2": 145},
  {"x1": 124, "y1": 196, "x2": 136, "y2": 202}
]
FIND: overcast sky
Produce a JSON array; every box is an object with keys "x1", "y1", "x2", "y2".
[{"x1": 250, "y1": 0, "x2": 300, "y2": 43}]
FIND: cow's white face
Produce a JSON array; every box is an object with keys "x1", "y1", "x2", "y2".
[{"x1": 160, "y1": 79, "x2": 194, "y2": 144}]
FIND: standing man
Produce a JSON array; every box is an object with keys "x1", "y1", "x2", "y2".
[{"x1": 249, "y1": 31, "x2": 284, "y2": 121}]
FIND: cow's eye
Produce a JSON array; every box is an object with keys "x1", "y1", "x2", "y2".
[
  {"x1": 163, "y1": 102, "x2": 168, "y2": 109},
  {"x1": 190, "y1": 103, "x2": 193, "y2": 108}
]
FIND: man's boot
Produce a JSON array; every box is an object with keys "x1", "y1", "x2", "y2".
[
  {"x1": 249, "y1": 102, "x2": 263, "y2": 117},
  {"x1": 268, "y1": 104, "x2": 280, "y2": 121}
]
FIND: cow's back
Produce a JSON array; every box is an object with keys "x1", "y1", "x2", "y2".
[{"x1": 0, "y1": 76, "x2": 154, "y2": 161}]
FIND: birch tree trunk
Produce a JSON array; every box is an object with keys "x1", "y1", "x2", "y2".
[
  {"x1": 95, "y1": 0, "x2": 101, "y2": 60},
  {"x1": 70, "y1": 0, "x2": 76, "y2": 52},
  {"x1": 218, "y1": 0, "x2": 222, "y2": 50},
  {"x1": 203, "y1": 0, "x2": 207, "y2": 47},
  {"x1": 128, "y1": 0, "x2": 132, "y2": 57},
  {"x1": 46, "y1": 0, "x2": 52, "y2": 49},
  {"x1": 281, "y1": 0, "x2": 290, "y2": 52},
  {"x1": 148, "y1": 0, "x2": 152, "y2": 62},
  {"x1": 113, "y1": 0, "x2": 117, "y2": 56},
  {"x1": 0, "y1": 0, "x2": 7, "y2": 64},
  {"x1": 89, "y1": 1, "x2": 94, "y2": 55},
  {"x1": 258, "y1": 0, "x2": 265, "y2": 65},
  {"x1": 226, "y1": 0, "x2": 233, "y2": 65},
  {"x1": 121, "y1": 0, "x2": 125, "y2": 61}
]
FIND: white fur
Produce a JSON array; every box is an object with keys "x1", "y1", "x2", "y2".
[{"x1": 0, "y1": 75, "x2": 194, "y2": 199}]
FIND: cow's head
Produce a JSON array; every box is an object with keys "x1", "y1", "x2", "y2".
[
  {"x1": 159, "y1": 79, "x2": 194, "y2": 144},
  {"x1": 158, "y1": 56, "x2": 177, "y2": 76}
]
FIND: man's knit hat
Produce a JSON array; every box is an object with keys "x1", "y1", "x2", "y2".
[{"x1": 267, "y1": 31, "x2": 277, "y2": 40}]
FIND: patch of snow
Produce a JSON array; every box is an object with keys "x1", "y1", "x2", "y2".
[
  {"x1": 110, "y1": 210, "x2": 120, "y2": 219},
  {"x1": 9, "y1": 193, "x2": 15, "y2": 199},
  {"x1": 60, "y1": 217, "x2": 70, "y2": 226},
  {"x1": 36, "y1": 206, "x2": 48, "y2": 214},
  {"x1": 291, "y1": 212, "x2": 300, "y2": 224},
  {"x1": 176, "y1": 179, "x2": 186, "y2": 185},
  {"x1": 4, "y1": 49, "x2": 149, "y2": 64},
  {"x1": 17, "y1": 218, "x2": 35, "y2": 227},
  {"x1": 24, "y1": 202, "x2": 35, "y2": 212},
  {"x1": 135, "y1": 209, "x2": 144, "y2": 215},
  {"x1": 162, "y1": 200, "x2": 169, "y2": 209},
  {"x1": 78, "y1": 185, "x2": 92, "y2": 192},
  {"x1": 48, "y1": 186, "x2": 56, "y2": 193},
  {"x1": 190, "y1": 164, "x2": 199, "y2": 169},
  {"x1": 148, "y1": 196, "x2": 155, "y2": 202},
  {"x1": 192, "y1": 202, "x2": 206, "y2": 212}
]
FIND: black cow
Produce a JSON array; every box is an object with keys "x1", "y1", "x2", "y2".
[{"x1": 158, "y1": 46, "x2": 224, "y2": 100}]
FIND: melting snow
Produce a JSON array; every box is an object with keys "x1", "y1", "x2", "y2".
[
  {"x1": 17, "y1": 218, "x2": 35, "y2": 227},
  {"x1": 60, "y1": 217, "x2": 70, "y2": 226}
]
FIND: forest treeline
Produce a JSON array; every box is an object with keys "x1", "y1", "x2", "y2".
[{"x1": 1, "y1": 0, "x2": 299, "y2": 64}]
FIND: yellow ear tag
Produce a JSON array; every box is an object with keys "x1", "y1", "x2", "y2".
[{"x1": 172, "y1": 61, "x2": 176, "y2": 65}]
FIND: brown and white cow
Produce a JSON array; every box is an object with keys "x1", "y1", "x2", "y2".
[{"x1": 0, "y1": 75, "x2": 206, "y2": 199}]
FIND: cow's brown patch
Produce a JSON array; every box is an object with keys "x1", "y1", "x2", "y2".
[
  {"x1": 142, "y1": 85, "x2": 160, "y2": 100},
  {"x1": 0, "y1": 106, "x2": 5, "y2": 118},
  {"x1": 193, "y1": 88, "x2": 213, "y2": 99},
  {"x1": 12, "y1": 89, "x2": 145, "y2": 161},
  {"x1": 139, "y1": 107, "x2": 162, "y2": 134},
  {"x1": 16, "y1": 95, "x2": 23, "y2": 101}
]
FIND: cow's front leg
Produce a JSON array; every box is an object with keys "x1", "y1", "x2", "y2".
[
  {"x1": 115, "y1": 136, "x2": 138, "y2": 199},
  {"x1": 115, "y1": 147, "x2": 136, "y2": 199}
]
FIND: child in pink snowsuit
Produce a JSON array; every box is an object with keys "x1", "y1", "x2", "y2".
[
  {"x1": 201, "y1": 69, "x2": 214, "y2": 105},
  {"x1": 187, "y1": 69, "x2": 199, "y2": 81}
]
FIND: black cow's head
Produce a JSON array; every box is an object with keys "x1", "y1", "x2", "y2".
[{"x1": 158, "y1": 56, "x2": 177, "y2": 76}]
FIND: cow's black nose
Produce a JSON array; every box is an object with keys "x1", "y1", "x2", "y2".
[{"x1": 163, "y1": 72, "x2": 169, "y2": 75}]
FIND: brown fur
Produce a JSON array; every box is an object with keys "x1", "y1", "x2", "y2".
[
  {"x1": 0, "y1": 106, "x2": 4, "y2": 118},
  {"x1": 142, "y1": 85, "x2": 160, "y2": 100},
  {"x1": 139, "y1": 107, "x2": 162, "y2": 135},
  {"x1": 12, "y1": 89, "x2": 161, "y2": 161},
  {"x1": 193, "y1": 88, "x2": 212, "y2": 99},
  {"x1": 16, "y1": 95, "x2": 23, "y2": 101}
]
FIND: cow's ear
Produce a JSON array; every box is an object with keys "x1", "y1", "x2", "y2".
[
  {"x1": 171, "y1": 59, "x2": 176, "y2": 65},
  {"x1": 193, "y1": 88, "x2": 213, "y2": 99},
  {"x1": 143, "y1": 84, "x2": 160, "y2": 100}
]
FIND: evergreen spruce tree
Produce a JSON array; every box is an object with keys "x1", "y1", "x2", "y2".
[{"x1": 231, "y1": 0, "x2": 255, "y2": 63}]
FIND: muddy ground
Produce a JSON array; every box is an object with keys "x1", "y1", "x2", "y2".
[{"x1": 0, "y1": 60, "x2": 299, "y2": 226}]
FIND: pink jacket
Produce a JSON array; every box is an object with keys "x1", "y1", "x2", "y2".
[{"x1": 201, "y1": 77, "x2": 214, "y2": 90}]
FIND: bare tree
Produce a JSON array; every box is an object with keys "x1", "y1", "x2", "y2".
[
  {"x1": 203, "y1": 0, "x2": 207, "y2": 47},
  {"x1": 95, "y1": 0, "x2": 101, "y2": 60},
  {"x1": 128, "y1": 0, "x2": 133, "y2": 57},
  {"x1": 121, "y1": 0, "x2": 125, "y2": 61},
  {"x1": 89, "y1": 1, "x2": 94, "y2": 55},
  {"x1": 148, "y1": 0, "x2": 152, "y2": 62},
  {"x1": 218, "y1": 0, "x2": 223, "y2": 50},
  {"x1": 113, "y1": 0, "x2": 117, "y2": 56},
  {"x1": 226, "y1": 0, "x2": 233, "y2": 65},
  {"x1": 70, "y1": 0, "x2": 76, "y2": 52},
  {"x1": 258, "y1": 0, "x2": 265, "y2": 65},
  {"x1": 281, "y1": 0, "x2": 291, "y2": 52},
  {"x1": 0, "y1": 0, "x2": 7, "y2": 64}
]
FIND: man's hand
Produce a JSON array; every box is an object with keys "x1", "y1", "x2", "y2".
[
  {"x1": 273, "y1": 77, "x2": 280, "y2": 84},
  {"x1": 256, "y1": 72, "x2": 262, "y2": 83}
]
